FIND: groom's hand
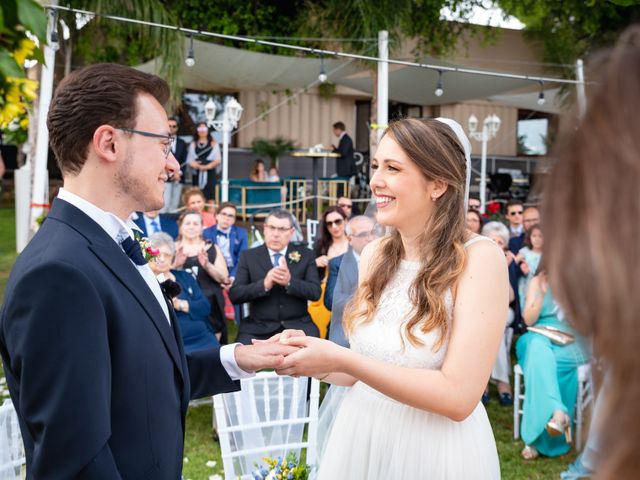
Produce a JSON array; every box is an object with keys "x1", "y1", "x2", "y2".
[{"x1": 233, "y1": 342, "x2": 299, "y2": 372}]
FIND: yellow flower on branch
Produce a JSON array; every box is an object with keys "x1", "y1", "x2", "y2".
[{"x1": 12, "y1": 39, "x2": 37, "y2": 66}]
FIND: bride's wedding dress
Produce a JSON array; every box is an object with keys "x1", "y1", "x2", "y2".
[{"x1": 317, "y1": 238, "x2": 500, "y2": 479}]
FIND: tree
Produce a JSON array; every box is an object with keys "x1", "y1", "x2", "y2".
[
  {"x1": 497, "y1": 0, "x2": 640, "y2": 78},
  {"x1": 67, "y1": 0, "x2": 183, "y2": 106},
  {"x1": 0, "y1": 0, "x2": 46, "y2": 144},
  {"x1": 251, "y1": 137, "x2": 298, "y2": 169}
]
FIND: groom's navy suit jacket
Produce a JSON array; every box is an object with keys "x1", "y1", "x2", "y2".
[{"x1": 0, "y1": 199, "x2": 239, "y2": 479}]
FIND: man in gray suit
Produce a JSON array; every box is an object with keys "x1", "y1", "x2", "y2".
[{"x1": 324, "y1": 215, "x2": 378, "y2": 347}]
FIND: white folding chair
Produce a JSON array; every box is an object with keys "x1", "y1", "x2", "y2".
[
  {"x1": 0, "y1": 399, "x2": 25, "y2": 480},
  {"x1": 306, "y1": 219, "x2": 319, "y2": 250},
  {"x1": 213, "y1": 372, "x2": 320, "y2": 480},
  {"x1": 513, "y1": 362, "x2": 593, "y2": 450}
]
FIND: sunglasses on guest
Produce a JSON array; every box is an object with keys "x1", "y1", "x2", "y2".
[{"x1": 326, "y1": 218, "x2": 344, "y2": 227}]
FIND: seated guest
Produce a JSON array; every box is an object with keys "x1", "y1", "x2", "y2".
[
  {"x1": 324, "y1": 215, "x2": 378, "y2": 347},
  {"x1": 229, "y1": 209, "x2": 321, "y2": 344},
  {"x1": 516, "y1": 262, "x2": 590, "y2": 460},
  {"x1": 250, "y1": 159, "x2": 268, "y2": 182},
  {"x1": 203, "y1": 202, "x2": 249, "y2": 324},
  {"x1": 182, "y1": 187, "x2": 216, "y2": 228},
  {"x1": 481, "y1": 221, "x2": 516, "y2": 406},
  {"x1": 133, "y1": 209, "x2": 178, "y2": 239},
  {"x1": 466, "y1": 208, "x2": 483, "y2": 234},
  {"x1": 173, "y1": 210, "x2": 230, "y2": 343},
  {"x1": 516, "y1": 223, "x2": 543, "y2": 308},
  {"x1": 309, "y1": 206, "x2": 349, "y2": 338},
  {"x1": 267, "y1": 166, "x2": 280, "y2": 182},
  {"x1": 202, "y1": 202, "x2": 249, "y2": 280},
  {"x1": 148, "y1": 232, "x2": 220, "y2": 353}
]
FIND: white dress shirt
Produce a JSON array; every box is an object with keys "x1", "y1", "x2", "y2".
[{"x1": 56, "y1": 188, "x2": 252, "y2": 380}]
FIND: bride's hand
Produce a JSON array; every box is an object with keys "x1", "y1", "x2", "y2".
[
  {"x1": 251, "y1": 329, "x2": 306, "y2": 345},
  {"x1": 275, "y1": 336, "x2": 343, "y2": 377}
]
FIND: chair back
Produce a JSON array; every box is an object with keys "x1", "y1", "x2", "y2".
[
  {"x1": 306, "y1": 219, "x2": 319, "y2": 250},
  {"x1": 213, "y1": 372, "x2": 320, "y2": 479},
  {"x1": 0, "y1": 400, "x2": 25, "y2": 480}
]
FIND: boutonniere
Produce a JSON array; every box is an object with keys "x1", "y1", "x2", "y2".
[
  {"x1": 134, "y1": 232, "x2": 160, "y2": 262},
  {"x1": 288, "y1": 251, "x2": 301, "y2": 263}
]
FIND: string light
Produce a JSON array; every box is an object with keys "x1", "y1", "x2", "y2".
[
  {"x1": 537, "y1": 80, "x2": 545, "y2": 106},
  {"x1": 318, "y1": 53, "x2": 327, "y2": 83},
  {"x1": 185, "y1": 34, "x2": 195, "y2": 67},
  {"x1": 434, "y1": 69, "x2": 444, "y2": 97}
]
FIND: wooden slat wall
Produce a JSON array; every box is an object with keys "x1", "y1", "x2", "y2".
[{"x1": 237, "y1": 90, "x2": 356, "y2": 150}]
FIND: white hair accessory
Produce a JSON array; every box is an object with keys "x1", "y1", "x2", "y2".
[{"x1": 435, "y1": 117, "x2": 472, "y2": 210}]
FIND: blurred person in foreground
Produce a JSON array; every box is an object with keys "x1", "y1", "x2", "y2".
[{"x1": 544, "y1": 25, "x2": 640, "y2": 479}]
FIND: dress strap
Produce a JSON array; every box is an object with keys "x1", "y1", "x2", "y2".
[{"x1": 463, "y1": 235, "x2": 492, "y2": 248}]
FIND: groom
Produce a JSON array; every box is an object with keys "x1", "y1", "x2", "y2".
[{"x1": 0, "y1": 63, "x2": 296, "y2": 479}]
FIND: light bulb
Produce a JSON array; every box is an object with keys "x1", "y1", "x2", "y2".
[
  {"x1": 435, "y1": 86, "x2": 443, "y2": 97},
  {"x1": 434, "y1": 70, "x2": 444, "y2": 97},
  {"x1": 319, "y1": 72, "x2": 327, "y2": 83},
  {"x1": 185, "y1": 56, "x2": 195, "y2": 67},
  {"x1": 537, "y1": 92, "x2": 545, "y2": 106}
]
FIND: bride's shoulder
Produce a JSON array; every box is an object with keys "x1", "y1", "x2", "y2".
[{"x1": 462, "y1": 235, "x2": 508, "y2": 275}]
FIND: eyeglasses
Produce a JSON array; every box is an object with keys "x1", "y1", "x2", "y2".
[
  {"x1": 326, "y1": 218, "x2": 344, "y2": 228},
  {"x1": 337, "y1": 203, "x2": 352, "y2": 209},
  {"x1": 264, "y1": 224, "x2": 292, "y2": 233},
  {"x1": 118, "y1": 128, "x2": 176, "y2": 158},
  {"x1": 509, "y1": 210, "x2": 523, "y2": 216}
]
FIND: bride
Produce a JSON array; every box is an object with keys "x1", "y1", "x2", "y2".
[{"x1": 274, "y1": 118, "x2": 508, "y2": 478}]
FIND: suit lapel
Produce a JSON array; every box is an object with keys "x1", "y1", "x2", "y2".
[
  {"x1": 89, "y1": 243, "x2": 184, "y2": 383},
  {"x1": 50, "y1": 200, "x2": 184, "y2": 381}
]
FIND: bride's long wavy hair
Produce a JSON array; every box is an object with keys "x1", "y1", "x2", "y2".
[{"x1": 344, "y1": 118, "x2": 468, "y2": 349}]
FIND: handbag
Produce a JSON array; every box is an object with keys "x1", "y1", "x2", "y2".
[{"x1": 527, "y1": 325, "x2": 575, "y2": 346}]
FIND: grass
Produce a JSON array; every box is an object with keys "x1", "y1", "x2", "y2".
[{"x1": 0, "y1": 205, "x2": 575, "y2": 479}]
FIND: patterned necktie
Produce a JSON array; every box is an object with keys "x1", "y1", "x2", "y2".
[
  {"x1": 272, "y1": 252, "x2": 282, "y2": 268},
  {"x1": 150, "y1": 218, "x2": 160, "y2": 233},
  {"x1": 121, "y1": 236, "x2": 147, "y2": 266}
]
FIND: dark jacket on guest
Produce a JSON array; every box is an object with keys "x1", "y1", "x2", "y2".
[{"x1": 229, "y1": 244, "x2": 321, "y2": 343}]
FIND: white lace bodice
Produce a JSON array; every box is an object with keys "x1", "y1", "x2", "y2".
[{"x1": 350, "y1": 259, "x2": 452, "y2": 370}]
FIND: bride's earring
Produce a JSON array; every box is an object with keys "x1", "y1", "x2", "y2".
[{"x1": 431, "y1": 194, "x2": 438, "y2": 202}]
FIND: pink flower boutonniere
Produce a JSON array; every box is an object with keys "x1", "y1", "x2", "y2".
[
  {"x1": 288, "y1": 251, "x2": 301, "y2": 263},
  {"x1": 135, "y1": 232, "x2": 160, "y2": 262}
]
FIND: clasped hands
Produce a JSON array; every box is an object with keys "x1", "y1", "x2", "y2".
[
  {"x1": 234, "y1": 330, "x2": 342, "y2": 379},
  {"x1": 263, "y1": 258, "x2": 291, "y2": 290}
]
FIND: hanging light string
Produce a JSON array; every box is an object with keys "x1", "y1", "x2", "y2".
[{"x1": 44, "y1": 4, "x2": 586, "y2": 88}]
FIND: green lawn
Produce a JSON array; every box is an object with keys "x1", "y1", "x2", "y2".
[{"x1": 0, "y1": 206, "x2": 574, "y2": 479}]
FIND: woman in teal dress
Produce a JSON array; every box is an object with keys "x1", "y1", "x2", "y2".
[{"x1": 516, "y1": 263, "x2": 589, "y2": 459}]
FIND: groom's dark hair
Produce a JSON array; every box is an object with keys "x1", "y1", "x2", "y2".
[{"x1": 47, "y1": 63, "x2": 169, "y2": 175}]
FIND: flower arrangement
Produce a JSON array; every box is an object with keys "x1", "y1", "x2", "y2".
[
  {"x1": 134, "y1": 233, "x2": 160, "y2": 262},
  {"x1": 0, "y1": 1, "x2": 46, "y2": 145},
  {"x1": 250, "y1": 452, "x2": 309, "y2": 480},
  {"x1": 287, "y1": 251, "x2": 301, "y2": 264}
]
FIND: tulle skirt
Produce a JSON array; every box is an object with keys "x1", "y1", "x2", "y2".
[{"x1": 317, "y1": 381, "x2": 500, "y2": 479}]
